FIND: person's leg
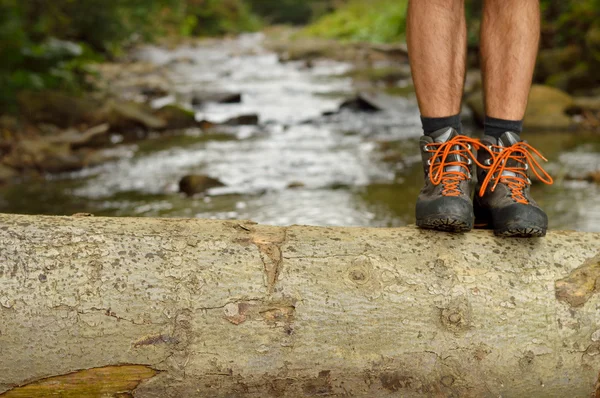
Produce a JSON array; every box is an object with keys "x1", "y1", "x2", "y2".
[
  {"x1": 475, "y1": 0, "x2": 554, "y2": 238},
  {"x1": 407, "y1": 0, "x2": 466, "y2": 134},
  {"x1": 481, "y1": 0, "x2": 540, "y2": 136},
  {"x1": 408, "y1": 0, "x2": 488, "y2": 233}
]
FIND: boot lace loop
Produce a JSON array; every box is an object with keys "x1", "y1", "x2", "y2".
[
  {"x1": 478, "y1": 142, "x2": 554, "y2": 204},
  {"x1": 426, "y1": 136, "x2": 492, "y2": 197}
]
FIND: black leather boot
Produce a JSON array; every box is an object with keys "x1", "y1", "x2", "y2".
[
  {"x1": 416, "y1": 128, "x2": 487, "y2": 233},
  {"x1": 475, "y1": 132, "x2": 554, "y2": 237}
]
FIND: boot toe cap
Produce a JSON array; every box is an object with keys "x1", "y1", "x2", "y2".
[
  {"x1": 492, "y1": 203, "x2": 548, "y2": 236},
  {"x1": 416, "y1": 196, "x2": 474, "y2": 229}
]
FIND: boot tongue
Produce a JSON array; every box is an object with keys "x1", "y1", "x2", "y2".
[
  {"x1": 497, "y1": 131, "x2": 522, "y2": 177},
  {"x1": 430, "y1": 127, "x2": 458, "y2": 144},
  {"x1": 498, "y1": 131, "x2": 520, "y2": 147},
  {"x1": 430, "y1": 127, "x2": 463, "y2": 173}
]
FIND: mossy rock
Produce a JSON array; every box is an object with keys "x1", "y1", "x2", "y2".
[
  {"x1": 466, "y1": 85, "x2": 574, "y2": 130},
  {"x1": 179, "y1": 175, "x2": 225, "y2": 196},
  {"x1": 154, "y1": 104, "x2": 198, "y2": 129}
]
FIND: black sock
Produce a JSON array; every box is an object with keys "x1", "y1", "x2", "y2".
[
  {"x1": 484, "y1": 116, "x2": 523, "y2": 138},
  {"x1": 421, "y1": 114, "x2": 463, "y2": 136}
]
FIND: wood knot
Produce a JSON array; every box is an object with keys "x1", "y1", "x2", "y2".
[
  {"x1": 518, "y1": 350, "x2": 535, "y2": 370},
  {"x1": 441, "y1": 375, "x2": 455, "y2": 387},
  {"x1": 349, "y1": 269, "x2": 367, "y2": 282},
  {"x1": 347, "y1": 256, "x2": 373, "y2": 285},
  {"x1": 448, "y1": 313, "x2": 462, "y2": 324},
  {"x1": 440, "y1": 297, "x2": 472, "y2": 332}
]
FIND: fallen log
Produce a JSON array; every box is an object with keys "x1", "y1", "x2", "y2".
[{"x1": 0, "y1": 214, "x2": 599, "y2": 397}]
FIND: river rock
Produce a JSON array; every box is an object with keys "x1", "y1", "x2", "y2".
[
  {"x1": 340, "y1": 93, "x2": 383, "y2": 112},
  {"x1": 51, "y1": 124, "x2": 112, "y2": 150},
  {"x1": 3, "y1": 139, "x2": 84, "y2": 173},
  {"x1": 17, "y1": 91, "x2": 99, "y2": 128},
  {"x1": 102, "y1": 101, "x2": 167, "y2": 131},
  {"x1": 191, "y1": 91, "x2": 242, "y2": 106},
  {"x1": 179, "y1": 175, "x2": 225, "y2": 196},
  {"x1": 466, "y1": 85, "x2": 574, "y2": 130},
  {"x1": 153, "y1": 104, "x2": 198, "y2": 129},
  {"x1": 224, "y1": 114, "x2": 260, "y2": 126}
]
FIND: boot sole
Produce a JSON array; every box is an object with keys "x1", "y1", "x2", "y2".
[
  {"x1": 417, "y1": 216, "x2": 472, "y2": 233},
  {"x1": 495, "y1": 225, "x2": 546, "y2": 238},
  {"x1": 474, "y1": 203, "x2": 547, "y2": 238}
]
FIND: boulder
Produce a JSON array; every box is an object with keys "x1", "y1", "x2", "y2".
[
  {"x1": 466, "y1": 85, "x2": 574, "y2": 130},
  {"x1": 153, "y1": 104, "x2": 198, "y2": 129},
  {"x1": 179, "y1": 175, "x2": 225, "y2": 196}
]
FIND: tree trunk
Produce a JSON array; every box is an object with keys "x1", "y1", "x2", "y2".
[{"x1": 0, "y1": 214, "x2": 599, "y2": 398}]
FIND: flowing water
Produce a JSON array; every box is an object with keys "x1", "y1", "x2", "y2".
[{"x1": 1, "y1": 34, "x2": 599, "y2": 231}]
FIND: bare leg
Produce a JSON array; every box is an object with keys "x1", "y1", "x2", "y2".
[
  {"x1": 407, "y1": 0, "x2": 467, "y2": 118},
  {"x1": 481, "y1": 0, "x2": 540, "y2": 120}
]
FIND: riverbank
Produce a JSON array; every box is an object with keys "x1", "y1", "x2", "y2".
[{"x1": 0, "y1": 33, "x2": 599, "y2": 231}]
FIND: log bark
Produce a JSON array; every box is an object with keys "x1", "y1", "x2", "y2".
[{"x1": 0, "y1": 214, "x2": 599, "y2": 397}]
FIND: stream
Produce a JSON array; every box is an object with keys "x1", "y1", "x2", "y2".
[{"x1": 1, "y1": 34, "x2": 599, "y2": 231}]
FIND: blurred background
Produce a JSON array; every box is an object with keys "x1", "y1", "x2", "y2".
[{"x1": 0, "y1": 0, "x2": 599, "y2": 231}]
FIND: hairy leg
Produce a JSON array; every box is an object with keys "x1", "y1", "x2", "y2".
[
  {"x1": 481, "y1": 0, "x2": 540, "y2": 120},
  {"x1": 407, "y1": 0, "x2": 467, "y2": 118}
]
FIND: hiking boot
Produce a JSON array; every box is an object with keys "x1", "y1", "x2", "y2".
[
  {"x1": 416, "y1": 128, "x2": 489, "y2": 233},
  {"x1": 475, "y1": 132, "x2": 554, "y2": 237}
]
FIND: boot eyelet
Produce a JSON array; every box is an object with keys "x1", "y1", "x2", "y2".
[
  {"x1": 427, "y1": 159, "x2": 432, "y2": 166},
  {"x1": 524, "y1": 164, "x2": 529, "y2": 171},
  {"x1": 527, "y1": 178, "x2": 532, "y2": 184},
  {"x1": 467, "y1": 159, "x2": 473, "y2": 165},
  {"x1": 484, "y1": 158, "x2": 493, "y2": 166},
  {"x1": 467, "y1": 144, "x2": 472, "y2": 150}
]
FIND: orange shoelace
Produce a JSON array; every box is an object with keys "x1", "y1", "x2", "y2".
[
  {"x1": 478, "y1": 142, "x2": 554, "y2": 204},
  {"x1": 426, "y1": 136, "x2": 493, "y2": 197}
]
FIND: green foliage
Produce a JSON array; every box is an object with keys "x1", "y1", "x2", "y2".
[
  {"x1": 185, "y1": 0, "x2": 260, "y2": 36},
  {"x1": 305, "y1": 0, "x2": 408, "y2": 43},
  {"x1": 247, "y1": 0, "x2": 336, "y2": 25},
  {"x1": 0, "y1": 0, "x2": 263, "y2": 113}
]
